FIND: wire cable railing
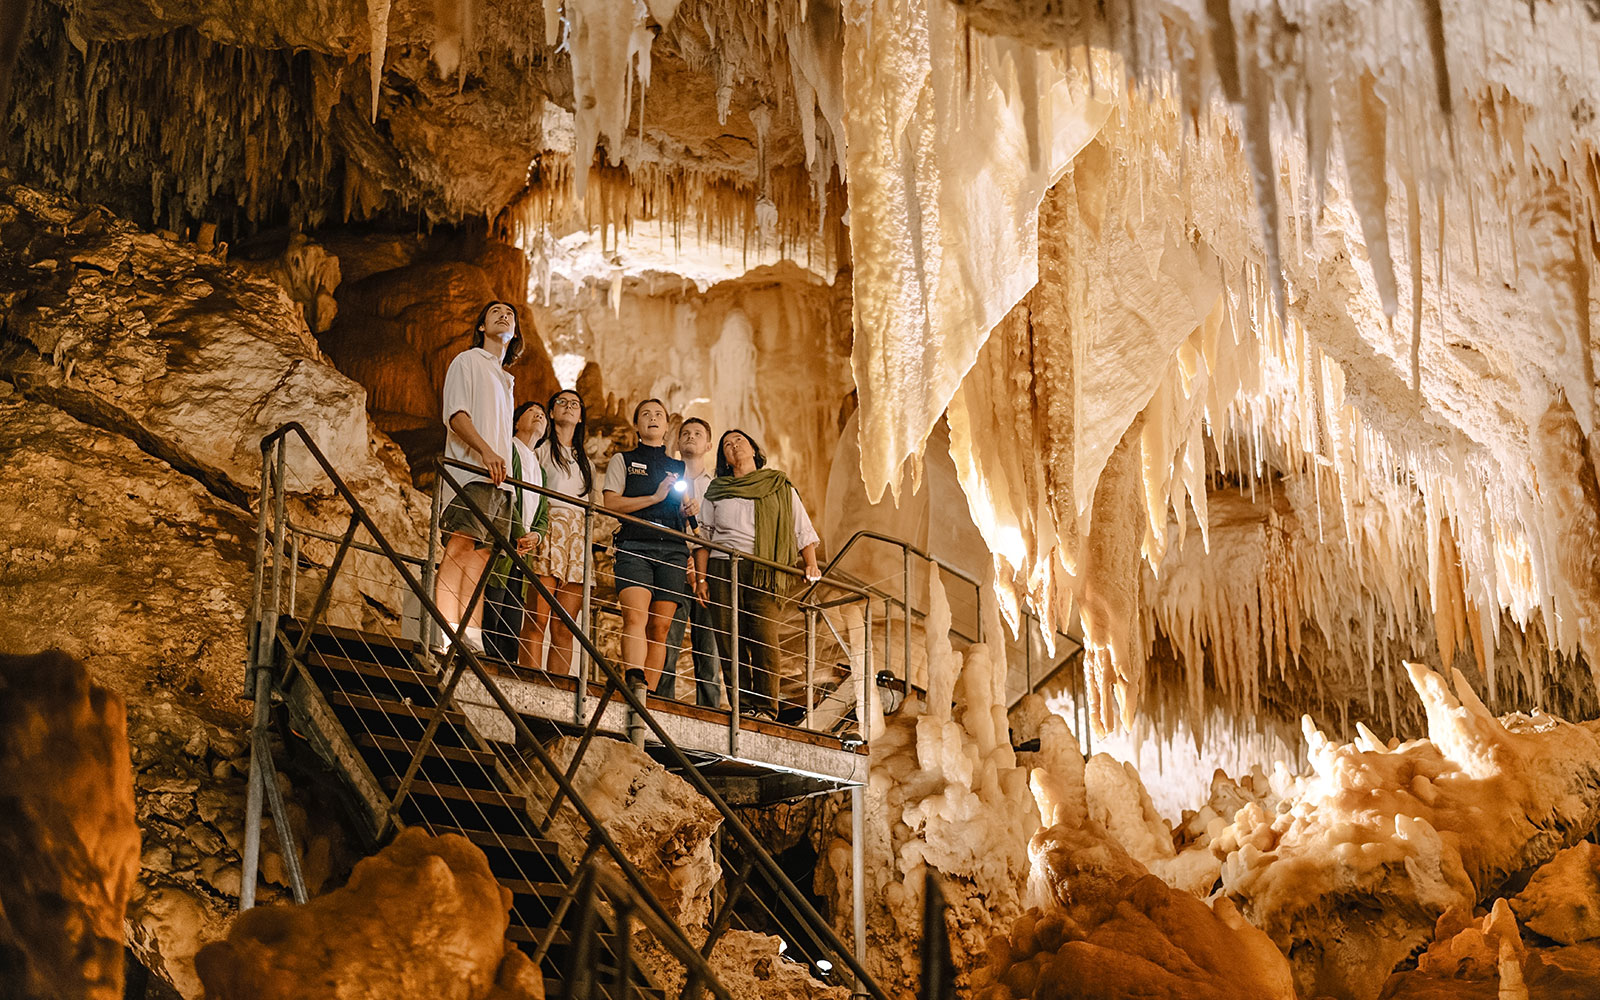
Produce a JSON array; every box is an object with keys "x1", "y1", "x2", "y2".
[
  {"x1": 435, "y1": 455, "x2": 883, "y2": 753},
  {"x1": 242, "y1": 423, "x2": 891, "y2": 1000}
]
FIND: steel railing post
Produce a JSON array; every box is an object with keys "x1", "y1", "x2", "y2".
[
  {"x1": 253, "y1": 726, "x2": 309, "y2": 904},
  {"x1": 239, "y1": 666, "x2": 270, "y2": 910},
  {"x1": 729, "y1": 554, "x2": 741, "y2": 757},
  {"x1": 247, "y1": 445, "x2": 272, "y2": 685},
  {"x1": 286, "y1": 532, "x2": 299, "y2": 613},
  {"x1": 902, "y1": 547, "x2": 911, "y2": 686},
  {"x1": 884, "y1": 592, "x2": 893, "y2": 691},
  {"x1": 577, "y1": 504, "x2": 593, "y2": 726},
  {"x1": 267, "y1": 441, "x2": 289, "y2": 632},
  {"x1": 805, "y1": 606, "x2": 817, "y2": 728},
  {"x1": 422, "y1": 476, "x2": 443, "y2": 655},
  {"x1": 860, "y1": 600, "x2": 872, "y2": 736},
  {"x1": 242, "y1": 440, "x2": 287, "y2": 911},
  {"x1": 851, "y1": 782, "x2": 867, "y2": 995}
]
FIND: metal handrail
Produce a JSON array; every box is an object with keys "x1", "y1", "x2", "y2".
[
  {"x1": 251, "y1": 424, "x2": 891, "y2": 1000},
  {"x1": 440, "y1": 456, "x2": 872, "y2": 599},
  {"x1": 284, "y1": 518, "x2": 428, "y2": 565},
  {"x1": 462, "y1": 454, "x2": 1083, "y2": 719},
  {"x1": 800, "y1": 526, "x2": 1081, "y2": 704}
]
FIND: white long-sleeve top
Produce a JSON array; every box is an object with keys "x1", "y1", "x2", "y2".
[{"x1": 700, "y1": 487, "x2": 819, "y2": 560}]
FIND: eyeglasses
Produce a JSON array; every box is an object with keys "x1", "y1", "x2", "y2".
[{"x1": 552, "y1": 397, "x2": 582, "y2": 409}]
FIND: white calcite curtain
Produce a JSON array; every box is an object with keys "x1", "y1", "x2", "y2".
[{"x1": 839, "y1": 0, "x2": 1108, "y2": 504}]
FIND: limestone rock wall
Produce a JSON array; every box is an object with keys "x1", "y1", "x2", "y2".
[
  {"x1": 0, "y1": 650, "x2": 139, "y2": 1000},
  {"x1": 0, "y1": 183, "x2": 431, "y2": 996},
  {"x1": 525, "y1": 736, "x2": 722, "y2": 930}
]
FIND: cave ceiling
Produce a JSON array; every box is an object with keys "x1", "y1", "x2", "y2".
[{"x1": 5, "y1": 0, "x2": 1600, "y2": 741}]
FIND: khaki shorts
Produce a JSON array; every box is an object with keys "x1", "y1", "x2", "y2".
[{"x1": 441, "y1": 481, "x2": 512, "y2": 550}]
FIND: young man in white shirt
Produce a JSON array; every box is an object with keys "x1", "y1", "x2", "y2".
[
  {"x1": 655, "y1": 417, "x2": 726, "y2": 706},
  {"x1": 435, "y1": 301, "x2": 522, "y2": 652}
]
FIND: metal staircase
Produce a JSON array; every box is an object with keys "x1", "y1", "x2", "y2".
[
  {"x1": 241, "y1": 423, "x2": 890, "y2": 1000},
  {"x1": 282, "y1": 619, "x2": 657, "y2": 999}
]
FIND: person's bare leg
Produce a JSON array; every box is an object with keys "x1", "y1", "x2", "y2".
[
  {"x1": 619, "y1": 586, "x2": 652, "y2": 680},
  {"x1": 462, "y1": 547, "x2": 493, "y2": 630},
  {"x1": 519, "y1": 581, "x2": 551, "y2": 671},
  {"x1": 642, "y1": 599, "x2": 678, "y2": 690},
  {"x1": 546, "y1": 585, "x2": 584, "y2": 677},
  {"x1": 436, "y1": 532, "x2": 478, "y2": 630}
]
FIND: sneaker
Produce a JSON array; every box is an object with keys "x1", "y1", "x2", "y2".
[{"x1": 459, "y1": 626, "x2": 486, "y2": 654}]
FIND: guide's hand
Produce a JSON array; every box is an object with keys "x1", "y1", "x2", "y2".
[{"x1": 654, "y1": 472, "x2": 681, "y2": 500}]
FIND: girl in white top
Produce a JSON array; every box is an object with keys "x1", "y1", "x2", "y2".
[{"x1": 526, "y1": 388, "x2": 594, "y2": 676}]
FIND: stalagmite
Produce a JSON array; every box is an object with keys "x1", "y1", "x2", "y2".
[
  {"x1": 1532, "y1": 397, "x2": 1600, "y2": 691},
  {"x1": 1214, "y1": 661, "x2": 1600, "y2": 999}
]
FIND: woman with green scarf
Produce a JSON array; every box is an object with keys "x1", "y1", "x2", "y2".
[{"x1": 693, "y1": 429, "x2": 821, "y2": 721}]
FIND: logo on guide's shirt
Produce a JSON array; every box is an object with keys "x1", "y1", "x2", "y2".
[{"x1": 628, "y1": 461, "x2": 649, "y2": 474}]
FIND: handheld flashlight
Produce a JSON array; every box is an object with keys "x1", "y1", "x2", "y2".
[{"x1": 673, "y1": 479, "x2": 688, "y2": 493}]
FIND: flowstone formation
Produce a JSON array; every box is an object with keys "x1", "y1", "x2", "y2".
[
  {"x1": 822, "y1": 580, "x2": 1038, "y2": 993},
  {"x1": 0, "y1": 650, "x2": 139, "y2": 1000},
  {"x1": 194, "y1": 828, "x2": 544, "y2": 1000}
]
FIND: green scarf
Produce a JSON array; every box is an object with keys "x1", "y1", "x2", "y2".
[{"x1": 704, "y1": 467, "x2": 798, "y2": 591}]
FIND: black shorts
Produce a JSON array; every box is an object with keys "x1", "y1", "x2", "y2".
[{"x1": 613, "y1": 544, "x2": 689, "y2": 607}]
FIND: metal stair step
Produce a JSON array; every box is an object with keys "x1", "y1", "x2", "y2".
[
  {"x1": 381, "y1": 776, "x2": 526, "y2": 812},
  {"x1": 352, "y1": 734, "x2": 502, "y2": 790},
  {"x1": 541, "y1": 978, "x2": 663, "y2": 1000},
  {"x1": 496, "y1": 877, "x2": 571, "y2": 899},
  {"x1": 354, "y1": 733, "x2": 495, "y2": 767},
  {"x1": 427, "y1": 824, "x2": 560, "y2": 857},
  {"x1": 280, "y1": 619, "x2": 423, "y2": 668},
  {"x1": 319, "y1": 688, "x2": 474, "y2": 749},
  {"x1": 506, "y1": 924, "x2": 571, "y2": 947},
  {"x1": 305, "y1": 651, "x2": 439, "y2": 691}
]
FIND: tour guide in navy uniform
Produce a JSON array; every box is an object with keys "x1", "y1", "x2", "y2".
[{"x1": 603, "y1": 398, "x2": 698, "y2": 700}]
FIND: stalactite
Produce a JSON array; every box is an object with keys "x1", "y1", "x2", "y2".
[
  {"x1": 4, "y1": 9, "x2": 338, "y2": 238},
  {"x1": 1338, "y1": 71, "x2": 1399, "y2": 319},
  {"x1": 366, "y1": 0, "x2": 391, "y2": 122}
]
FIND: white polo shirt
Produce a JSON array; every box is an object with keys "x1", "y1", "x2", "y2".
[{"x1": 441, "y1": 347, "x2": 514, "y2": 497}]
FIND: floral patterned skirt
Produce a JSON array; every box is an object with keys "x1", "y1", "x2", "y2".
[{"x1": 533, "y1": 506, "x2": 587, "y2": 584}]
